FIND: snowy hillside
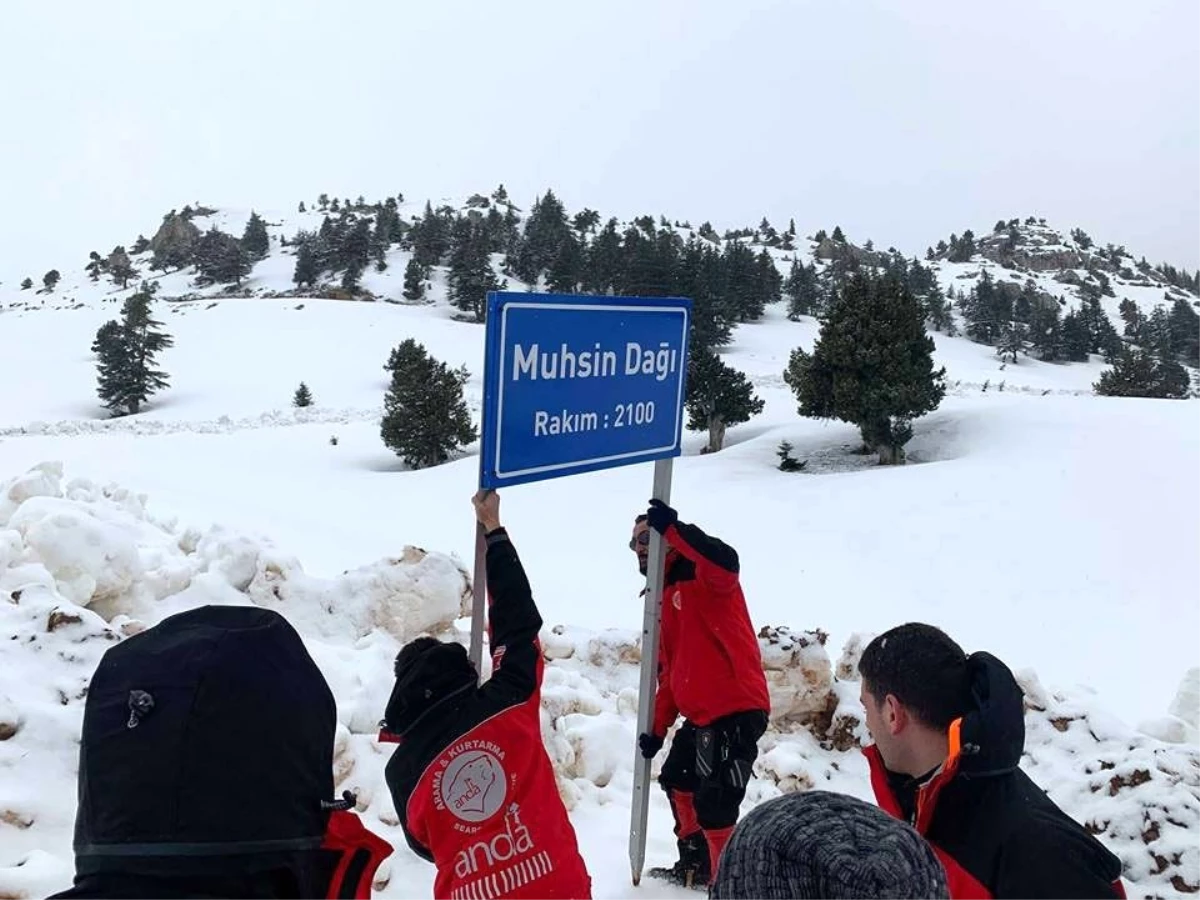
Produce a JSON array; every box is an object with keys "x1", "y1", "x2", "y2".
[
  {"x1": 0, "y1": 196, "x2": 1197, "y2": 897},
  {"x1": 927, "y1": 218, "x2": 1200, "y2": 329}
]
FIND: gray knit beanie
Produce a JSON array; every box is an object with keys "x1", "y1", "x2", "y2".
[{"x1": 710, "y1": 790, "x2": 949, "y2": 899}]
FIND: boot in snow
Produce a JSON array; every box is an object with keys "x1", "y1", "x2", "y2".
[{"x1": 646, "y1": 832, "x2": 710, "y2": 890}]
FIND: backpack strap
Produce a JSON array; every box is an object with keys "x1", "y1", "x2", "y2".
[{"x1": 321, "y1": 811, "x2": 394, "y2": 900}]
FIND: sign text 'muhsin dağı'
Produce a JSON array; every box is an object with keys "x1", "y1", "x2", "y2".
[{"x1": 511, "y1": 341, "x2": 680, "y2": 384}]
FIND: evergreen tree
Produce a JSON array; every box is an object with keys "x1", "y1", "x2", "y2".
[
  {"x1": 447, "y1": 218, "x2": 502, "y2": 321},
  {"x1": 784, "y1": 271, "x2": 946, "y2": 464},
  {"x1": 685, "y1": 350, "x2": 764, "y2": 453},
  {"x1": 831, "y1": 226, "x2": 846, "y2": 243},
  {"x1": 298, "y1": 201, "x2": 307, "y2": 213},
  {"x1": 676, "y1": 237, "x2": 732, "y2": 355},
  {"x1": 293, "y1": 382, "x2": 313, "y2": 408},
  {"x1": 1028, "y1": 300, "x2": 1063, "y2": 360},
  {"x1": 814, "y1": 229, "x2": 828, "y2": 243},
  {"x1": 513, "y1": 190, "x2": 571, "y2": 286},
  {"x1": 340, "y1": 261, "x2": 364, "y2": 293},
  {"x1": 20, "y1": 277, "x2": 32, "y2": 290},
  {"x1": 131, "y1": 234, "x2": 151, "y2": 254},
  {"x1": 380, "y1": 339, "x2": 477, "y2": 468},
  {"x1": 1168, "y1": 297, "x2": 1200, "y2": 366},
  {"x1": 1078, "y1": 293, "x2": 1122, "y2": 360},
  {"x1": 720, "y1": 241, "x2": 766, "y2": 322},
  {"x1": 582, "y1": 218, "x2": 622, "y2": 295},
  {"x1": 411, "y1": 201, "x2": 449, "y2": 268},
  {"x1": 241, "y1": 211, "x2": 270, "y2": 260},
  {"x1": 948, "y1": 229, "x2": 976, "y2": 263},
  {"x1": 370, "y1": 209, "x2": 394, "y2": 271},
  {"x1": 1118, "y1": 298, "x2": 1145, "y2": 342},
  {"x1": 1061, "y1": 310, "x2": 1091, "y2": 361},
  {"x1": 338, "y1": 218, "x2": 372, "y2": 276},
  {"x1": 91, "y1": 320, "x2": 121, "y2": 356},
  {"x1": 1144, "y1": 304, "x2": 1174, "y2": 357},
  {"x1": 94, "y1": 283, "x2": 173, "y2": 416},
  {"x1": 572, "y1": 208, "x2": 600, "y2": 239},
  {"x1": 42, "y1": 269, "x2": 61, "y2": 292},
  {"x1": 784, "y1": 260, "x2": 822, "y2": 319},
  {"x1": 318, "y1": 194, "x2": 329, "y2": 211},
  {"x1": 293, "y1": 242, "x2": 320, "y2": 288},
  {"x1": 195, "y1": 228, "x2": 251, "y2": 286},
  {"x1": 107, "y1": 246, "x2": 136, "y2": 288},
  {"x1": 85, "y1": 251, "x2": 105, "y2": 282},
  {"x1": 961, "y1": 270, "x2": 1009, "y2": 345},
  {"x1": 546, "y1": 233, "x2": 584, "y2": 294},
  {"x1": 1094, "y1": 347, "x2": 1189, "y2": 399},
  {"x1": 997, "y1": 322, "x2": 1030, "y2": 363},
  {"x1": 402, "y1": 256, "x2": 427, "y2": 302}
]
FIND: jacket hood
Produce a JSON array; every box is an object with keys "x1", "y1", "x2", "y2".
[
  {"x1": 955, "y1": 651, "x2": 1025, "y2": 776},
  {"x1": 73, "y1": 605, "x2": 338, "y2": 882}
]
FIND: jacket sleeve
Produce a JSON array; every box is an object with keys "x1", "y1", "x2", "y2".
[
  {"x1": 400, "y1": 813, "x2": 434, "y2": 864},
  {"x1": 478, "y1": 527, "x2": 544, "y2": 706},
  {"x1": 995, "y1": 826, "x2": 1126, "y2": 899},
  {"x1": 651, "y1": 631, "x2": 680, "y2": 738},
  {"x1": 664, "y1": 520, "x2": 740, "y2": 591}
]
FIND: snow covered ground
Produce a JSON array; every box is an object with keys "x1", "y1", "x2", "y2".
[{"x1": 0, "y1": 207, "x2": 1197, "y2": 897}]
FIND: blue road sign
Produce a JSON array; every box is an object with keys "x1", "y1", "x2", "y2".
[{"x1": 479, "y1": 292, "x2": 692, "y2": 489}]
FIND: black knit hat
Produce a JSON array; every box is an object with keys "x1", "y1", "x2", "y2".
[
  {"x1": 384, "y1": 638, "x2": 477, "y2": 737},
  {"x1": 710, "y1": 791, "x2": 948, "y2": 899}
]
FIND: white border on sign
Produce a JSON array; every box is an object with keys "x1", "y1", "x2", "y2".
[{"x1": 495, "y1": 302, "x2": 689, "y2": 480}]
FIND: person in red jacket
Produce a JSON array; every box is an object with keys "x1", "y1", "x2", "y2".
[
  {"x1": 859, "y1": 623, "x2": 1127, "y2": 899},
  {"x1": 632, "y1": 499, "x2": 770, "y2": 890},
  {"x1": 380, "y1": 491, "x2": 591, "y2": 900}
]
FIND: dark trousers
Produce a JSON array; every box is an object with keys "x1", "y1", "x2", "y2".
[{"x1": 658, "y1": 710, "x2": 768, "y2": 830}]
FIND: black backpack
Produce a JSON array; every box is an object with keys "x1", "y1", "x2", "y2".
[{"x1": 60, "y1": 604, "x2": 391, "y2": 899}]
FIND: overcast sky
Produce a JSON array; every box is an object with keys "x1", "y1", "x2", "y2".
[{"x1": 2, "y1": 0, "x2": 1197, "y2": 283}]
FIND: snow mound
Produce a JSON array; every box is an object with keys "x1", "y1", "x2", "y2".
[{"x1": 0, "y1": 465, "x2": 1196, "y2": 899}]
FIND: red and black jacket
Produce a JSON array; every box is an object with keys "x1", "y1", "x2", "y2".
[
  {"x1": 867, "y1": 652, "x2": 1126, "y2": 899},
  {"x1": 380, "y1": 528, "x2": 591, "y2": 900},
  {"x1": 652, "y1": 520, "x2": 770, "y2": 737}
]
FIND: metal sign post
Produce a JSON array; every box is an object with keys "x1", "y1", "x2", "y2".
[
  {"x1": 468, "y1": 517, "x2": 487, "y2": 676},
  {"x1": 472, "y1": 290, "x2": 692, "y2": 879},
  {"x1": 629, "y1": 457, "x2": 673, "y2": 886}
]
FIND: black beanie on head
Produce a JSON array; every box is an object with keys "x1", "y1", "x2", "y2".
[{"x1": 384, "y1": 638, "x2": 476, "y2": 737}]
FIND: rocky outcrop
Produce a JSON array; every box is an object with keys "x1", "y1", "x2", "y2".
[
  {"x1": 149, "y1": 212, "x2": 201, "y2": 265},
  {"x1": 812, "y1": 237, "x2": 884, "y2": 268}
]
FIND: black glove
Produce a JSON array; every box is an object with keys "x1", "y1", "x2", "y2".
[
  {"x1": 638, "y1": 732, "x2": 664, "y2": 759},
  {"x1": 645, "y1": 499, "x2": 678, "y2": 534}
]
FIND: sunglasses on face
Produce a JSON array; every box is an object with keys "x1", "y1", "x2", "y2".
[{"x1": 629, "y1": 532, "x2": 651, "y2": 550}]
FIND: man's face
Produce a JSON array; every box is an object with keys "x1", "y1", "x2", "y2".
[{"x1": 630, "y1": 520, "x2": 651, "y2": 575}]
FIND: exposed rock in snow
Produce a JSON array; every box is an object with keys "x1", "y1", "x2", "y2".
[
  {"x1": 834, "y1": 631, "x2": 875, "y2": 681},
  {"x1": 758, "y1": 625, "x2": 834, "y2": 730}
]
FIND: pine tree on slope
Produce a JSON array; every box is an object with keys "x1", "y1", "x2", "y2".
[
  {"x1": 402, "y1": 257, "x2": 427, "y2": 302},
  {"x1": 785, "y1": 271, "x2": 945, "y2": 464},
  {"x1": 685, "y1": 351, "x2": 765, "y2": 453},
  {"x1": 242, "y1": 211, "x2": 270, "y2": 260},
  {"x1": 380, "y1": 339, "x2": 476, "y2": 468},
  {"x1": 94, "y1": 283, "x2": 174, "y2": 416},
  {"x1": 1094, "y1": 346, "x2": 1189, "y2": 399}
]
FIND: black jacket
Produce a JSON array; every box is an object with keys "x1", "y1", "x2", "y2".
[{"x1": 868, "y1": 652, "x2": 1125, "y2": 899}]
